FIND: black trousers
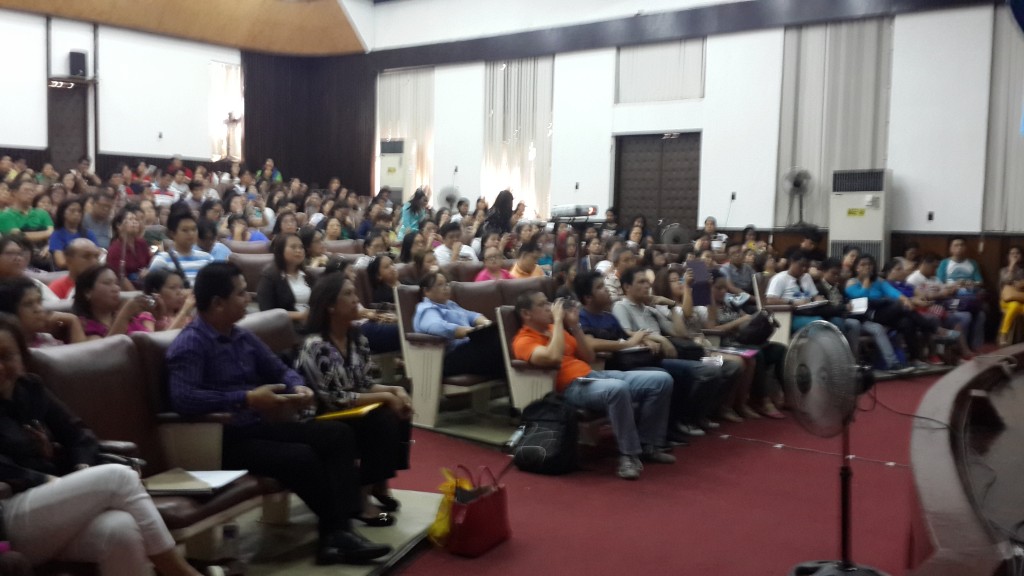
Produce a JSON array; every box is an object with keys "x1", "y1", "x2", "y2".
[
  {"x1": 751, "y1": 343, "x2": 787, "y2": 401},
  {"x1": 442, "y1": 329, "x2": 504, "y2": 378},
  {"x1": 872, "y1": 303, "x2": 937, "y2": 361},
  {"x1": 222, "y1": 420, "x2": 358, "y2": 536},
  {"x1": 346, "y1": 407, "x2": 412, "y2": 486}
]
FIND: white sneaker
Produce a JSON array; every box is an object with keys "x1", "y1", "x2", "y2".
[
  {"x1": 205, "y1": 567, "x2": 227, "y2": 576},
  {"x1": 676, "y1": 423, "x2": 706, "y2": 436},
  {"x1": 617, "y1": 455, "x2": 642, "y2": 480},
  {"x1": 700, "y1": 419, "x2": 721, "y2": 430}
]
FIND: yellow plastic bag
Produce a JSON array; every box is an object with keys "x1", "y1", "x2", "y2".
[{"x1": 428, "y1": 467, "x2": 474, "y2": 547}]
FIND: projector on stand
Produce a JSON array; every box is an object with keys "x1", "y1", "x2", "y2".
[{"x1": 550, "y1": 204, "x2": 599, "y2": 218}]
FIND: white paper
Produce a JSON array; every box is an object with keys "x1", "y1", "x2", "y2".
[{"x1": 850, "y1": 298, "x2": 868, "y2": 315}]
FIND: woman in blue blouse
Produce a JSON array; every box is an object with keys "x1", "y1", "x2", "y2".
[
  {"x1": 296, "y1": 271, "x2": 411, "y2": 526},
  {"x1": 396, "y1": 189, "x2": 428, "y2": 241},
  {"x1": 845, "y1": 254, "x2": 949, "y2": 366},
  {"x1": 412, "y1": 271, "x2": 503, "y2": 378},
  {"x1": 49, "y1": 198, "x2": 97, "y2": 270}
]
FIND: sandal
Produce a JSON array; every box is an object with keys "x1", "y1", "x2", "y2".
[
  {"x1": 758, "y1": 402, "x2": 786, "y2": 419},
  {"x1": 738, "y1": 405, "x2": 762, "y2": 420}
]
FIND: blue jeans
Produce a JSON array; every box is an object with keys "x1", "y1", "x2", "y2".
[{"x1": 562, "y1": 369, "x2": 673, "y2": 456}]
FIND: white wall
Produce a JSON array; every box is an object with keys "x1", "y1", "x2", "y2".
[
  {"x1": 97, "y1": 28, "x2": 240, "y2": 159},
  {"x1": 339, "y1": 0, "x2": 374, "y2": 52},
  {"x1": 0, "y1": 10, "x2": 47, "y2": 149},
  {"x1": 372, "y1": 0, "x2": 724, "y2": 50},
  {"x1": 887, "y1": 6, "x2": 994, "y2": 232},
  {"x1": 49, "y1": 18, "x2": 94, "y2": 77},
  {"x1": 551, "y1": 49, "x2": 616, "y2": 211},
  {"x1": 699, "y1": 30, "x2": 784, "y2": 228},
  {"x1": 432, "y1": 63, "x2": 485, "y2": 204}
]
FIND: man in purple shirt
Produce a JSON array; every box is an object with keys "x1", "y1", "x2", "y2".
[{"x1": 166, "y1": 262, "x2": 391, "y2": 565}]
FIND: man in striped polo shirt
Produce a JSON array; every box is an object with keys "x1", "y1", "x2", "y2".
[{"x1": 149, "y1": 207, "x2": 213, "y2": 286}]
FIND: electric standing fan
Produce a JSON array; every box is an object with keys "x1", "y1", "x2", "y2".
[{"x1": 784, "y1": 320, "x2": 884, "y2": 576}]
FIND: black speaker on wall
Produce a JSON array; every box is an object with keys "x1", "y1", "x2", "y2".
[{"x1": 69, "y1": 51, "x2": 87, "y2": 78}]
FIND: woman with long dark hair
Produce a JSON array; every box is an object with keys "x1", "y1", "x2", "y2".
[
  {"x1": 297, "y1": 272, "x2": 411, "y2": 525},
  {"x1": 479, "y1": 189, "x2": 514, "y2": 238},
  {"x1": 257, "y1": 233, "x2": 314, "y2": 325},
  {"x1": 49, "y1": 198, "x2": 97, "y2": 270},
  {"x1": 73, "y1": 266, "x2": 155, "y2": 338},
  {"x1": 0, "y1": 314, "x2": 222, "y2": 575},
  {"x1": 106, "y1": 208, "x2": 151, "y2": 290}
]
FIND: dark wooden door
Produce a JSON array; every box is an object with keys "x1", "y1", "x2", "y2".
[
  {"x1": 614, "y1": 133, "x2": 701, "y2": 237},
  {"x1": 48, "y1": 84, "x2": 89, "y2": 173}
]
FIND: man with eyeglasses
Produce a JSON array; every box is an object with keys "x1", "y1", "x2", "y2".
[{"x1": 512, "y1": 292, "x2": 675, "y2": 480}]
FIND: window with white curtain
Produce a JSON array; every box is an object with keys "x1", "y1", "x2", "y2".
[
  {"x1": 483, "y1": 57, "x2": 554, "y2": 219},
  {"x1": 616, "y1": 38, "x2": 705, "y2": 103},
  {"x1": 775, "y1": 18, "x2": 893, "y2": 228},
  {"x1": 377, "y1": 68, "x2": 435, "y2": 194},
  {"x1": 983, "y1": 7, "x2": 1024, "y2": 232},
  {"x1": 209, "y1": 61, "x2": 244, "y2": 161}
]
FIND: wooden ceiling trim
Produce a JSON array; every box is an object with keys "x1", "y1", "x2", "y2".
[{"x1": 0, "y1": 0, "x2": 366, "y2": 55}]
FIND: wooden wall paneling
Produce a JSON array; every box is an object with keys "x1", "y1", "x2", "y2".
[{"x1": 0, "y1": 0, "x2": 363, "y2": 56}]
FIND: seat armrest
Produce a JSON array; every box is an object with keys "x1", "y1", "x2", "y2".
[
  {"x1": 157, "y1": 412, "x2": 235, "y2": 425},
  {"x1": 404, "y1": 332, "x2": 448, "y2": 346},
  {"x1": 510, "y1": 359, "x2": 559, "y2": 374},
  {"x1": 764, "y1": 304, "x2": 795, "y2": 313},
  {"x1": 98, "y1": 440, "x2": 139, "y2": 457}
]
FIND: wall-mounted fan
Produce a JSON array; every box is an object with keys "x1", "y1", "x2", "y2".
[
  {"x1": 660, "y1": 223, "x2": 689, "y2": 245},
  {"x1": 784, "y1": 321, "x2": 886, "y2": 576},
  {"x1": 785, "y1": 167, "x2": 813, "y2": 228}
]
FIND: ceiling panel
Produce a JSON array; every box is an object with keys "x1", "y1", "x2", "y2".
[{"x1": 0, "y1": 0, "x2": 366, "y2": 55}]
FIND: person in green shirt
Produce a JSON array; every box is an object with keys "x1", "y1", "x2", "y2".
[{"x1": 0, "y1": 180, "x2": 53, "y2": 242}]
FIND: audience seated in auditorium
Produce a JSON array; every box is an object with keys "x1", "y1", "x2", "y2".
[
  {"x1": 998, "y1": 245, "x2": 1024, "y2": 346},
  {"x1": 296, "y1": 271, "x2": 411, "y2": 524},
  {"x1": 300, "y1": 225, "x2": 329, "y2": 268},
  {"x1": 0, "y1": 180, "x2": 54, "y2": 268},
  {"x1": 48, "y1": 238, "x2": 100, "y2": 300},
  {"x1": 149, "y1": 210, "x2": 214, "y2": 285},
  {"x1": 151, "y1": 172, "x2": 180, "y2": 208},
  {"x1": 434, "y1": 222, "x2": 479, "y2": 265},
  {"x1": 397, "y1": 189, "x2": 428, "y2": 241},
  {"x1": 226, "y1": 213, "x2": 269, "y2": 243},
  {"x1": 195, "y1": 218, "x2": 231, "y2": 262},
  {"x1": 700, "y1": 216, "x2": 729, "y2": 252},
  {"x1": 885, "y1": 258, "x2": 971, "y2": 358},
  {"x1": 513, "y1": 292, "x2": 675, "y2": 479},
  {"x1": 167, "y1": 262, "x2": 392, "y2": 564},
  {"x1": 142, "y1": 268, "x2": 195, "y2": 331},
  {"x1": 255, "y1": 158, "x2": 283, "y2": 184},
  {"x1": 367, "y1": 254, "x2": 400, "y2": 306},
  {"x1": 0, "y1": 277, "x2": 85, "y2": 346},
  {"x1": 603, "y1": 246, "x2": 637, "y2": 302},
  {"x1": 82, "y1": 190, "x2": 115, "y2": 250},
  {"x1": 479, "y1": 190, "x2": 515, "y2": 240},
  {"x1": 257, "y1": 233, "x2": 314, "y2": 325},
  {"x1": 49, "y1": 198, "x2": 97, "y2": 270},
  {"x1": 765, "y1": 251, "x2": 827, "y2": 332},
  {"x1": 579, "y1": 236, "x2": 605, "y2": 273},
  {"x1": 0, "y1": 313, "x2": 223, "y2": 575},
  {"x1": 107, "y1": 208, "x2": 152, "y2": 289},
  {"x1": 475, "y1": 246, "x2": 512, "y2": 282},
  {"x1": 0, "y1": 236, "x2": 58, "y2": 304},
  {"x1": 412, "y1": 271, "x2": 503, "y2": 379},
  {"x1": 73, "y1": 265, "x2": 156, "y2": 338},
  {"x1": 594, "y1": 236, "x2": 625, "y2": 274},
  {"x1": 355, "y1": 230, "x2": 387, "y2": 269},
  {"x1": 720, "y1": 242, "x2": 756, "y2": 300},
  {"x1": 846, "y1": 255, "x2": 952, "y2": 368},
  {"x1": 510, "y1": 239, "x2": 545, "y2": 279},
  {"x1": 696, "y1": 272, "x2": 788, "y2": 418},
  {"x1": 271, "y1": 209, "x2": 300, "y2": 239},
  {"x1": 814, "y1": 258, "x2": 904, "y2": 373},
  {"x1": 936, "y1": 237, "x2": 986, "y2": 351}
]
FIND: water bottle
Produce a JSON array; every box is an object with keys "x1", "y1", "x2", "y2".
[{"x1": 503, "y1": 425, "x2": 527, "y2": 453}]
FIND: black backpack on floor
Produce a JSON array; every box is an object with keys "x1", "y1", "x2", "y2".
[{"x1": 513, "y1": 393, "x2": 579, "y2": 475}]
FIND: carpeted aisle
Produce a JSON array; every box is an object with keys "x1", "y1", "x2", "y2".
[{"x1": 391, "y1": 377, "x2": 940, "y2": 576}]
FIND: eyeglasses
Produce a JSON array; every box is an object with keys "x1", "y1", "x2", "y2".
[{"x1": 1, "y1": 249, "x2": 26, "y2": 259}]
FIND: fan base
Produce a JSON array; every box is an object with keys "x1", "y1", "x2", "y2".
[{"x1": 789, "y1": 561, "x2": 890, "y2": 576}]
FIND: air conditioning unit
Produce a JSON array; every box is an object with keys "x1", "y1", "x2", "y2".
[
  {"x1": 828, "y1": 169, "x2": 891, "y2": 263},
  {"x1": 378, "y1": 140, "x2": 409, "y2": 198}
]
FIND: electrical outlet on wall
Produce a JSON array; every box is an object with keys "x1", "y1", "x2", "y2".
[{"x1": 927, "y1": 211, "x2": 934, "y2": 221}]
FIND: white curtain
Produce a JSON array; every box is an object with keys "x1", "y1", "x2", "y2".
[
  {"x1": 209, "y1": 61, "x2": 244, "y2": 161},
  {"x1": 775, "y1": 18, "x2": 893, "y2": 227},
  {"x1": 483, "y1": 57, "x2": 554, "y2": 219},
  {"x1": 983, "y1": 7, "x2": 1024, "y2": 232},
  {"x1": 377, "y1": 68, "x2": 435, "y2": 194},
  {"x1": 617, "y1": 38, "x2": 705, "y2": 103}
]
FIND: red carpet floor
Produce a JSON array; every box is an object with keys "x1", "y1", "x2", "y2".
[{"x1": 391, "y1": 376, "x2": 939, "y2": 576}]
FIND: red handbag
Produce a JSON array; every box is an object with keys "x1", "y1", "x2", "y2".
[{"x1": 445, "y1": 465, "x2": 511, "y2": 557}]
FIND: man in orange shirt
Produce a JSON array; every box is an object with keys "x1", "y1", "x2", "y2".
[{"x1": 512, "y1": 292, "x2": 674, "y2": 480}]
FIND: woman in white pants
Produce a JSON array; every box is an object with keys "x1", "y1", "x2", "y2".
[{"x1": 0, "y1": 312, "x2": 218, "y2": 575}]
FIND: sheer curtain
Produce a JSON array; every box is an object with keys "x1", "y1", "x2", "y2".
[
  {"x1": 617, "y1": 38, "x2": 705, "y2": 103},
  {"x1": 209, "y1": 61, "x2": 244, "y2": 161},
  {"x1": 483, "y1": 57, "x2": 553, "y2": 219},
  {"x1": 775, "y1": 18, "x2": 893, "y2": 227},
  {"x1": 983, "y1": 7, "x2": 1024, "y2": 232},
  {"x1": 377, "y1": 68, "x2": 435, "y2": 194}
]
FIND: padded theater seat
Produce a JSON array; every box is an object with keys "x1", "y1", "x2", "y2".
[
  {"x1": 222, "y1": 239, "x2": 270, "y2": 254},
  {"x1": 153, "y1": 475, "x2": 266, "y2": 532},
  {"x1": 499, "y1": 276, "x2": 557, "y2": 303},
  {"x1": 450, "y1": 280, "x2": 502, "y2": 321},
  {"x1": 228, "y1": 252, "x2": 273, "y2": 295},
  {"x1": 323, "y1": 239, "x2": 363, "y2": 254},
  {"x1": 441, "y1": 261, "x2": 485, "y2": 283}
]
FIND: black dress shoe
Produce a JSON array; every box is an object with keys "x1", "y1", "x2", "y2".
[
  {"x1": 352, "y1": 512, "x2": 396, "y2": 527},
  {"x1": 373, "y1": 493, "x2": 401, "y2": 512},
  {"x1": 316, "y1": 530, "x2": 392, "y2": 565}
]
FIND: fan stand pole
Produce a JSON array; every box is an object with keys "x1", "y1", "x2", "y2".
[{"x1": 840, "y1": 426, "x2": 853, "y2": 570}]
